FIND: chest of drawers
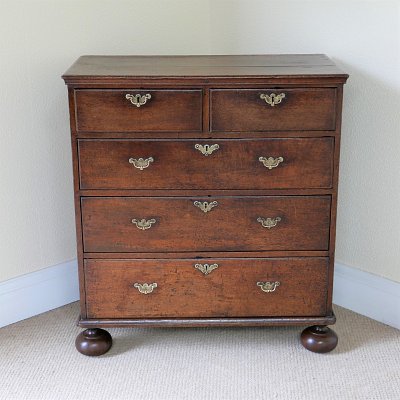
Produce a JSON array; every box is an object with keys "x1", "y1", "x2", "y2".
[{"x1": 62, "y1": 55, "x2": 348, "y2": 356}]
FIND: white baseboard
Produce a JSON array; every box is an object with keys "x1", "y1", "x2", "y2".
[
  {"x1": 333, "y1": 262, "x2": 400, "y2": 330},
  {"x1": 0, "y1": 260, "x2": 79, "y2": 328},
  {"x1": 0, "y1": 259, "x2": 399, "y2": 330}
]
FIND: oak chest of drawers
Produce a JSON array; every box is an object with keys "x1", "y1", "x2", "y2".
[{"x1": 62, "y1": 55, "x2": 348, "y2": 355}]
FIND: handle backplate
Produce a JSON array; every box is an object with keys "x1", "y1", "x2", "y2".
[
  {"x1": 133, "y1": 282, "x2": 157, "y2": 294},
  {"x1": 257, "y1": 217, "x2": 281, "y2": 229},
  {"x1": 132, "y1": 218, "x2": 156, "y2": 230},
  {"x1": 129, "y1": 157, "x2": 154, "y2": 170},
  {"x1": 257, "y1": 281, "x2": 280, "y2": 293},
  {"x1": 259, "y1": 156, "x2": 284, "y2": 170}
]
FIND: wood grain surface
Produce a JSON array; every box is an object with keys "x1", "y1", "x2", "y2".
[
  {"x1": 63, "y1": 54, "x2": 348, "y2": 79},
  {"x1": 78, "y1": 138, "x2": 334, "y2": 190},
  {"x1": 75, "y1": 89, "x2": 202, "y2": 132},
  {"x1": 81, "y1": 196, "x2": 331, "y2": 253},
  {"x1": 85, "y1": 258, "x2": 329, "y2": 318},
  {"x1": 210, "y1": 88, "x2": 336, "y2": 131}
]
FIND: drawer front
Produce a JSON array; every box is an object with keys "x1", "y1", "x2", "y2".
[
  {"x1": 210, "y1": 88, "x2": 336, "y2": 131},
  {"x1": 78, "y1": 138, "x2": 334, "y2": 190},
  {"x1": 85, "y1": 258, "x2": 328, "y2": 318},
  {"x1": 75, "y1": 89, "x2": 202, "y2": 132},
  {"x1": 81, "y1": 196, "x2": 330, "y2": 252}
]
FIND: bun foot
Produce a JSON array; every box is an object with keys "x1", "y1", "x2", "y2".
[
  {"x1": 301, "y1": 325, "x2": 338, "y2": 353},
  {"x1": 75, "y1": 328, "x2": 112, "y2": 356}
]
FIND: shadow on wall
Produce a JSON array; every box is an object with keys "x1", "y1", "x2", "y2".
[{"x1": 332, "y1": 58, "x2": 400, "y2": 281}]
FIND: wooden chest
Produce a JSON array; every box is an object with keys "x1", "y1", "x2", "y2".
[{"x1": 62, "y1": 55, "x2": 348, "y2": 355}]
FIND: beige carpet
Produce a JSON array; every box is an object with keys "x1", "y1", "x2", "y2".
[{"x1": 0, "y1": 303, "x2": 399, "y2": 400}]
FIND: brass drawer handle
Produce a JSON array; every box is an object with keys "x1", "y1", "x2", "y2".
[
  {"x1": 194, "y1": 263, "x2": 219, "y2": 275},
  {"x1": 259, "y1": 156, "x2": 284, "y2": 170},
  {"x1": 260, "y1": 93, "x2": 286, "y2": 107},
  {"x1": 125, "y1": 93, "x2": 151, "y2": 107},
  {"x1": 133, "y1": 282, "x2": 157, "y2": 294},
  {"x1": 132, "y1": 218, "x2": 156, "y2": 230},
  {"x1": 257, "y1": 217, "x2": 281, "y2": 229},
  {"x1": 129, "y1": 157, "x2": 154, "y2": 170},
  {"x1": 257, "y1": 281, "x2": 280, "y2": 293},
  {"x1": 194, "y1": 201, "x2": 218, "y2": 213},
  {"x1": 195, "y1": 144, "x2": 220, "y2": 156}
]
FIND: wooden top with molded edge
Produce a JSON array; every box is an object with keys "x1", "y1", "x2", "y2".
[{"x1": 62, "y1": 54, "x2": 348, "y2": 82}]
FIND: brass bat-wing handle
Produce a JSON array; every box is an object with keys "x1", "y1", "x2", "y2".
[
  {"x1": 259, "y1": 156, "x2": 284, "y2": 170},
  {"x1": 133, "y1": 283, "x2": 157, "y2": 294},
  {"x1": 257, "y1": 217, "x2": 281, "y2": 229},
  {"x1": 131, "y1": 218, "x2": 157, "y2": 230},
  {"x1": 129, "y1": 157, "x2": 154, "y2": 170},
  {"x1": 257, "y1": 281, "x2": 280, "y2": 293},
  {"x1": 259, "y1": 93, "x2": 286, "y2": 107}
]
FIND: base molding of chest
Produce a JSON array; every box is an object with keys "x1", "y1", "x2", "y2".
[{"x1": 77, "y1": 313, "x2": 336, "y2": 328}]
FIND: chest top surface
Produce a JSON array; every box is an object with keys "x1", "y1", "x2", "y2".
[{"x1": 62, "y1": 54, "x2": 348, "y2": 82}]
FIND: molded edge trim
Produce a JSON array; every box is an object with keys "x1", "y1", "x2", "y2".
[{"x1": 77, "y1": 314, "x2": 336, "y2": 328}]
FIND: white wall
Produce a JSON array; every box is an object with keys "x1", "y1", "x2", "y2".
[{"x1": 0, "y1": 0, "x2": 399, "y2": 283}]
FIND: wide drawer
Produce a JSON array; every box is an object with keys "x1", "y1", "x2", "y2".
[
  {"x1": 75, "y1": 89, "x2": 202, "y2": 132},
  {"x1": 78, "y1": 138, "x2": 334, "y2": 190},
  {"x1": 210, "y1": 88, "x2": 336, "y2": 131},
  {"x1": 81, "y1": 196, "x2": 331, "y2": 252},
  {"x1": 85, "y1": 258, "x2": 329, "y2": 318}
]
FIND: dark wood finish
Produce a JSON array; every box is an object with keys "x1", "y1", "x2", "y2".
[
  {"x1": 85, "y1": 258, "x2": 328, "y2": 318},
  {"x1": 63, "y1": 54, "x2": 348, "y2": 80},
  {"x1": 76, "y1": 130, "x2": 340, "y2": 140},
  {"x1": 63, "y1": 55, "x2": 347, "y2": 354},
  {"x1": 67, "y1": 88, "x2": 87, "y2": 317},
  {"x1": 78, "y1": 313, "x2": 336, "y2": 328},
  {"x1": 75, "y1": 328, "x2": 112, "y2": 356},
  {"x1": 83, "y1": 251, "x2": 330, "y2": 258},
  {"x1": 79, "y1": 189, "x2": 335, "y2": 197},
  {"x1": 210, "y1": 89, "x2": 336, "y2": 132},
  {"x1": 81, "y1": 196, "x2": 331, "y2": 253},
  {"x1": 300, "y1": 325, "x2": 338, "y2": 353},
  {"x1": 66, "y1": 78, "x2": 348, "y2": 89},
  {"x1": 326, "y1": 85, "x2": 345, "y2": 314},
  {"x1": 78, "y1": 138, "x2": 334, "y2": 190},
  {"x1": 75, "y1": 89, "x2": 202, "y2": 132}
]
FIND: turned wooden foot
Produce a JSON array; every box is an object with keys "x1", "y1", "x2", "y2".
[
  {"x1": 75, "y1": 328, "x2": 112, "y2": 356},
  {"x1": 300, "y1": 325, "x2": 338, "y2": 353}
]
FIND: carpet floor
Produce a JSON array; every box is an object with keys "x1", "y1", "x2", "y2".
[{"x1": 0, "y1": 303, "x2": 399, "y2": 400}]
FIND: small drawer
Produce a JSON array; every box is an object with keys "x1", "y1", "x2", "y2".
[
  {"x1": 81, "y1": 196, "x2": 331, "y2": 253},
  {"x1": 85, "y1": 258, "x2": 329, "y2": 318},
  {"x1": 210, "y1": 88, "x2": 336, "y2": 131},
  {"x1": 75, "y1": 89, "x2": 203, "y2": 132},
  {"x1": 78, "y1": 137, "x2": 334, "y2": 190}
]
